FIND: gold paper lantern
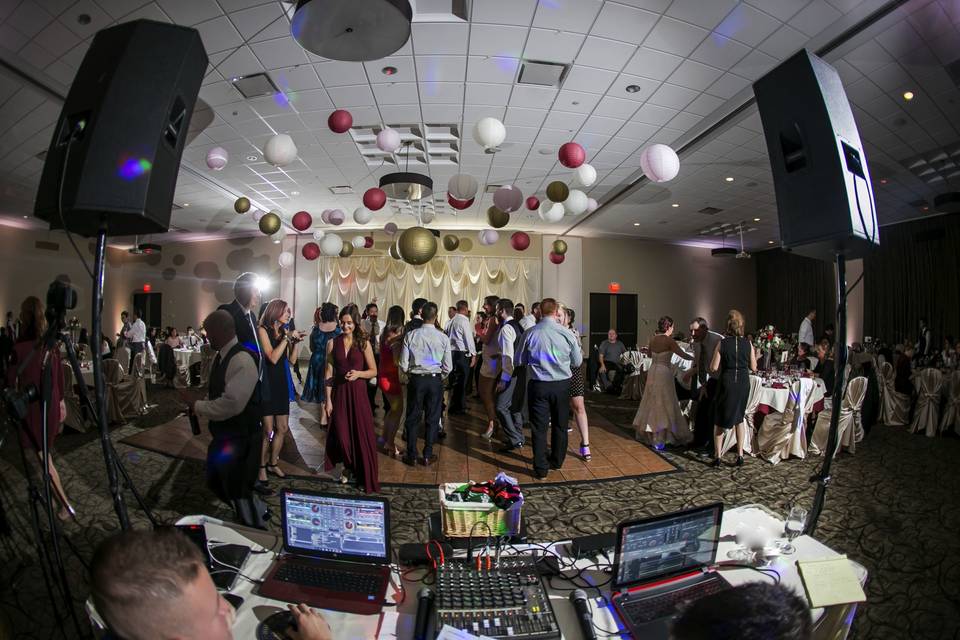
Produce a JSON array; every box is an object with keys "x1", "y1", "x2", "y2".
[
  {"x1": 459, "y1": 237, "x2": 473, "y2": 252},
  {"x1": 258, "y1": 211, "x2": 281, "y2": 235},
  {"x1": 234, "y1": 196, "x2": 251, "y2": 214},
  {"x1": 487, "y1": 206, "x2": 510, "y2": 229},
  {"x1": 552, "y1": 238, "x2": 568, "y2": 255},
  {"x1": 442, "y1": 234, "x2": 460, "y2": 251},
  {"x1": 398, "y1": 226, "x2": 438, "y2": 265},
  {"x1": 388, "y1": 240, "x2": 402, "y2": 260},
  {"x1": 339, "y1": 242, "x2": 354, "y2": 258},
  {"x1": 546, "y1": 181, "x2": 569, "y2": 203}
]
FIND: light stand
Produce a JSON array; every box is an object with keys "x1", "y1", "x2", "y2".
[{"x1": 805, "y1": 254, "x2": 848, "y2": 535}]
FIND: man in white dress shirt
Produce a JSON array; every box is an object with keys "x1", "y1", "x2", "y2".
[
  {"x1": 445, "y1": 299, "x2": 476, "y2": 415},
  {"x1": 123, "y1": 309, "x2": 147, "y2": 372},
  {"x1": 798, "y1": 309, "x2": 816, "y2": 349},
  {"x1": 519, "y1": 301, "x2": 540, "y2": 331},
  {"x1": 492, "y1": 298, "x2": 526, "y2": 453}
]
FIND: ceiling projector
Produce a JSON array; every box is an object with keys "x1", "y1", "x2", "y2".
[{"x1": 128, "y1": 243, "x2": 161, "y2": 255}]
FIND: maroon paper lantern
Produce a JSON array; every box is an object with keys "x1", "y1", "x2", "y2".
[
  {"x1": 549, "y1": 251, "x2": 565, "y2": 265},
  {"x1": 448, "y1": 193, "x2": 474, "y2": 210},
  {"x1": 302, "y1": 242, "x2": 321, "y2": 260},
  {"x1": 292, "y1": 210, "x2": 312, "y2": 231},
  {"x1": 364, "y1": 236, "x2": 374, "y2": 249},
  {"x1": 363, "y1": 187, "x2": 387, "y2": 211},
  {"x1": 327, "y1": 109, "x2": 353, "y2": 134},
  {"x1": 510, "y1": 231, "x2": 530, "y2": 251},
  {"x1": 558, "y1": 142, "x2": 586, "y2": 169},
  {"x1": 525, "y1": 196, "x2": 540, "y2": 211}
]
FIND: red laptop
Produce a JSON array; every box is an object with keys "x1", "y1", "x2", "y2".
[{"x1": 259, "y1": 489, "x2": 391, "y2": 615}]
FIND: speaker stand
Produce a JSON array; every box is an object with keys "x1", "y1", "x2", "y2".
[{"x1": 805, "y1": 254, "x2": 848, "y2": 535}]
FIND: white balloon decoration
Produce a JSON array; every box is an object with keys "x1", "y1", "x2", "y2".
[
  {"x1": 538, "y1": 201, "x2": 565, "y2": 223},
  {"x1": 564, "y1": 189, "x2": 588, "y2": 215},
  {"x1": 478, "y1": 229, "x2": 499, "y2": 245},
  {"x1": 353, "y1": 206, "x2": 374, "y2": 225},
  {"x1": 493, "y1": 185, "x2": 523, "y2": 213},
  {"x1": 263, "y1": 133, "x2": 298, "y2": 167},
  {"x1": 376, "y1": 128, "x2": 402, "y2": 153},
  {"x1": 420, "y1": 209, "x2": 435, "y2": 224},
  {"x1": 472, "y1": 117, "x2": 506, "y2": 150},
  {"x1": 351, "y1": 235, "x2": 366, "y2": 249},
  {"x1": 312, "y1": 229, "x2": 325, "y2": 241},
  {"x1": 639, "y1": 144, "x2": 680, "y2": 183},
  {"x1": 447, "y1": 174, "x2": 479, "y2": 201},
  {"x1": 206, "y1": 147, "x2": 228, "y2": 170},
  {"x1": 278, "y1": 251, "x2": 294, "y2": 268},
  {"x1": 586, "y1": 197, "x2": 599, "y2": 213},
  {"x1": 319, "y1": 233, "x2": 344, "y2": 256},
  {"x1": 573, "y1": 163, "x2": 597, "y2": 187}
]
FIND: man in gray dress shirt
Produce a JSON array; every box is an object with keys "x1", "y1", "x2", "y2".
[
  {"x1": 445, "y1": 299, "x2": 476, "y2": 415},
  {"x1": 517, "y1": 298, "x2": 583, "y2": 478},
  {"x1": 399, "y1": 302, "x2": 452, "y2": 466}
]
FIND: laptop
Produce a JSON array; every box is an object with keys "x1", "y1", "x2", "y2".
[
  {"x1": 611, "y1": 503, "x2": 730, "y2": 639},
  {"x1": 259, "y1": 489, "x2": 391, "y2": 615}
]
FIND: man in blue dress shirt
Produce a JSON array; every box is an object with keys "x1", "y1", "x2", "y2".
[{"x1": 517, "y1": 298, "x2": 583, "y2": 478}]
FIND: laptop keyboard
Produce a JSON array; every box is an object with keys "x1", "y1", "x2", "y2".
[
  {"x1": 274, "y1": 563, "x2": 381, "y2": 594},
  {"x1": 620, "y1": 578, "x2": 727, "y2": 624}
]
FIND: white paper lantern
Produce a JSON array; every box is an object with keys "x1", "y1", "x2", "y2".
[
  {"x1": 420, "y1": 209, "x2": 435, "y2": 224},
  {"x1": 206, "y1": 147, "x2": 228, "y2": 170},
  {"x1": 493, "y1": 185, "x2": 523, "y2": 213},
  {"x1": 573, "y1": 163, "x2": 597, "y2": 187},
  {"x1": 252, "y1": 209, "x2": 265, "y2": 222},
  {"x1": 271, "y1": 226, "x2": 286, "y2": 244},
  {"x1": 353, "y1": 206, "x2": 374, "y2": 225},
  {"x1": 312, "y1": 229, "x2": 325, "y2": 241},
  {"x1": 639, "y1": 144, "x2": 680, "y2": 183},
  {"x1": 564, "y1": 189, "x2": 588, "y2": 215},
  {"x1": 264, "y1": 133, "x2": 298, "y2": 167},
  {"x1": 328, "y1": 209, "x2": 345, "y2": 225},
  {"x1": 472, "y1": 117, "x2": 506, "y2": 150},
  {"x1": 586, "y1": 197, "x2": 599, "y2": 213},
  {"x1": 538, "y1": 201, "x2": 565, "y2": 223},
  {"x1": 351, "y1": 234, "x2": 366, "y2": 249},
  {"x1": 447, "y1": 174, "x2": 479, "y2": 201},
  {"x1": 478, "y1": 229, "x2": 499, "y2": 245},
  {"x1": 376, "y1": 128, "x2": 402, "y2": 153},
  {"x1": 384, "y1": 222, "x2": 398, "y2": 236},
  {"x1": 320, "y1": 233, "x2": 344, "y2": 256},
  {"x1": 278, "y1": 251, "x2": 294, "y2": 268}
]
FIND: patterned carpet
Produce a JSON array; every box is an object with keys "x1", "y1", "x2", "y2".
[{"x1": 1, "y1": 386, "x2": 958, "y2": 639}]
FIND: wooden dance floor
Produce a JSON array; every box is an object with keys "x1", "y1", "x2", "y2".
[{"x1": 120, "y1": 396, "x2": 677, "y2": 486}]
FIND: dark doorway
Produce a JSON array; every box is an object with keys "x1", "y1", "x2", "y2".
[
  {"x1": 589, "y1": 292, "x2": 638, "y2": 351},
  {"x1": 133, "y1": 292, "x2": 161, "y2": 330}
]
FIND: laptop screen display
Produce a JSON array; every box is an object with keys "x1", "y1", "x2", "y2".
[
  {"x1": 614, "y1": 504, "x2": 722, "y2": 588},
  {"x1": 283, "y1": 491, "x2": 389, "y2": 562}
]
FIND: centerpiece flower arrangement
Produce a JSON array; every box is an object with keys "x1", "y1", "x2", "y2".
[
  {"x1": 68, "y1": 316, "x2": 80, "y2": 330},
  {"x1": 754, "y1": 325, "x2": 786, "y2": 352}
]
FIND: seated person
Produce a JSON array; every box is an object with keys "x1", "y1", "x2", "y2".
[
  {"x1": 164, "y1": 327, "x2": 184, "y2": 349},
  {"x1": 185, "y1": 325, "x2": 203, "y2": 349},
  {"x1": 789, "y1": 342, "x2": 812, "y2": 370},
  {"x1": 91, "y1": 527, "x2": 331, "y2": 640},
  {"x1": 597, "y1": 328, "x2": 627, "y2": 392},
  {"x1": 894, "y1": 346, "x2": 914, "y2": 395},
  {"x1": 671, "y1": 583, "x2": 811, "y2": 640},
  {"x1": 812, "y1": 339, "x2": 835, "y2": 395}
]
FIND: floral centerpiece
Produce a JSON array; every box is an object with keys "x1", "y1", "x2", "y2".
[
  {"x1": 754, "y1": 325, "x2": 786, "y2": 352},
  {"x1": 68, "y1": 316, "x2": 80, "y2": 330}
]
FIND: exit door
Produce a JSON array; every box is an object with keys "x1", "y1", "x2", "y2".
[{"x1": 589, "y1": 293, "x2": 638, "y2": 352}]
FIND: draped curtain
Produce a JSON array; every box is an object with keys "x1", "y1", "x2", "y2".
[
  {"x1": 317, "y1": 255, "x2": 541, "y2": 318},
  {"x1": 755, "y1": 249, "x2": 836, "y2": 338}
]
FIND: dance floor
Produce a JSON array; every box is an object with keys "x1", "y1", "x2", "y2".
[{"x1": 120, "y1": 395, "x2": 677, "y2": 486}]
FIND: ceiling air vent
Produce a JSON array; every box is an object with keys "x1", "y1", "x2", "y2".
[
  {"x1": 484, "y1": 184, "x2": 502, "y2": 193},
  {"x1": 330, "y1": 185, "x2": 354, "y2": 195},
  {"x1": 231, "y1": 73, "x2": 279, "y2": 99},
  {"x1": 412, "y1": 0, "x2": 468, "y2": 22},
  {"x1": 518, "y1": 60, "x2": 568, "y2": 87},
  {"x1": 698, "y1": 206, "x2": 723, "y2": 215}
]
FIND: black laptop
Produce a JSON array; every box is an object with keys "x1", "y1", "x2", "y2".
[{"x1": 611, "y1": 503, "x2": 730, "y2": 639}]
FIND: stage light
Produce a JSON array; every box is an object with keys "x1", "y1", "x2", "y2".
[{"x1": 253, "y1": 276, "x2": 269, "y2": 291}]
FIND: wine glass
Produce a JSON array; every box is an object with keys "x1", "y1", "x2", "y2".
[{"x1": 779, "y1": 506, "x2": 807, "y2": 554}]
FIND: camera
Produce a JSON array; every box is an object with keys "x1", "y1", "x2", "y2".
[{"x1": 3, "y1": 385, "x2": 38, "y2": 421}]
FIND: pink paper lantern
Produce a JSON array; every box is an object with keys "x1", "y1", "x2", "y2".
[
  {"x1": 292, "y1": 210, "x2": 312, "y2": 231},
  {"x1": 320, "y1": 209, "x2": 332, "y2": 224},
  {"x1": 328, "y1": 109, "x2": 353, "y2": 134},
  {"x1": 364, "y1": 236, "x2": 374, "y2": 249},
  {"x1": 558, "y1": 142, "x2": 586, "y2": 169},
  {"x1": 493, "y1": 185, "x2": 523, "y2": 213},
  {"x1": 510, "y1": 231, "x2": 530, "y2": 251},
  {"x1": 328, "y1": 209, "x2": 345, "y2": 225},
  {"x1": 447, "y1": 193, "x2": 474, "y2": 210},
  {"x1": 363, "y1": 187, "x2": 387, "y2": 211},
  {"x1": 302, "y1": 242, "x2": 321, "y2": 260},
  {"x1": 549, "y1": 251, "x2": 565, "y2": 265},
  {"x1": 525, "y1": 196, "x2": 540, "y2": 211},
  {"x1": 384, "y1": 222, "x2": 398, "y2": 236}
]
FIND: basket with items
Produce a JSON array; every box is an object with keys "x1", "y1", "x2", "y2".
[{"x1": 439, "y1": 472, "x2": 523, "y2": 537}]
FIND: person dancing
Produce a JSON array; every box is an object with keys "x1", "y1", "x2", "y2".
[
  {"x1": 561, "y1": 305, "x2": 591, "y2": 461},
  {"x1": 377, "y1": 305, "x2": 406, "y2": 457},
  {"x1": 633, "y1": 316, "x2": 694, "y2": 447},
  {"x1": 477, "y1": 295, "x2": 501, "y2": 439},
  {"x1": 709, "y1": 309, "x2": 756, "y2": 467},
  {"x1": 257, "y1": 299, "x2": 303, "y2": 481},
  {"x1": 301, "y1": 303, "x2": 340, "y2": 424}
]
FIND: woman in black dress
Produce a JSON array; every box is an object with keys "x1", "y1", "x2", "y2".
[{"x1": 709, "y1": 309, "x2": 757, "y2": 467}]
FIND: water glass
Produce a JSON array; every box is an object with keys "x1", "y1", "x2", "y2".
[{"x1": 779, "y1": 506, "x2": 807, "y2": 555}]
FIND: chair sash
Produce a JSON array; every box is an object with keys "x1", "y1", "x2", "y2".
[
  {"x1": 810, "y1": 376, "x2": 868, "y2": 457},
  {"x1": 199, "y1": 344, "x2": 216, "y2": 387},
  {"x1": 758, "y1": 377, "x2": 813, "y2": 465},
  {"x1": 100, "y1": 359, "x2": 126, "y2": 423},
  {"x1": 880, "y1": 361, "x2": 910, "y2": 426},
  {"x1": 115, "y1": 352, "x2": 148, "y2": 418},
  {"x1": 938, "y1": 371, "x2": 960, "y2": 435},
  {"x1": 719, "y1": 375, "x2": 762, "y2": 457},
  {"x1": 60, "y1": 362, "x2": 91, "y2": 433},
  {"x1": 910, "y1": 368, "x2": 943, "y2": 437}
]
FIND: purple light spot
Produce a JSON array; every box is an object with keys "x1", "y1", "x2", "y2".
[
  {"x1": 493, "y1": 57, "x2": 520, "y2": 74},
  {"x1": 117, "y1": 155, "x2": 152, "y2": 180},
  {"x1": 715, "y1": 5, "x2": 747, "y2": 41},
  {"x1": 274, "y1": 91, "x2": 291, "y2": 108}
]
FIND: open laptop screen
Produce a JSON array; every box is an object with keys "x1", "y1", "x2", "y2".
[
  {"x1": 614, "y1": 503, "x2": 723, "y2": 589},
  {"x1": 282, "y1": 490, "x2": 390, "y2": 562}
]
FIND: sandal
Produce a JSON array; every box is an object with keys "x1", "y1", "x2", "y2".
[
  {"x1": 258, "y1": 464, "x2": 269, "y2": 483},
  {"x1": 267, "y1": 460, "x2": 286, "y2": 478},
  {"x1": 579, "y1": 445, "x2": 592, "y2": 461}
]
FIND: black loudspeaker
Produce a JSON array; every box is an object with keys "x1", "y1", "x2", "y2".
[
  {"x1": 753, "y1": 49, "x2": 879, "y2": 261},
  {"x1": 34, "y1": 20, "x2": 208, "y2": 237}
]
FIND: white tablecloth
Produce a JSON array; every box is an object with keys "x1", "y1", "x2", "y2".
[
  {"x1": 174, "y1": 348, "x2": 202, "y2": 370},
  {"x1": 78, "y1": 362, "x2": 94, "y2": 387},
  {"x1": 755, "y1": 376, "x2": 828, "y2": 413}
]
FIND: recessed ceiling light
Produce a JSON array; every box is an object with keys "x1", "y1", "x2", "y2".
[
  {"x1": 879, "y1": 178, "x2": 887, "y2": 184},
  {"x1": 23, "y1": 215, "x2": 28, "y2": 219},
  {"x1": 382, "y1": 66, "x2": 397, "y2": 76},
  {"x1": 633, "y1": 222, "x2": 640, "y2": 226},
  {"x1": 753, "y1": 217, "x2": 760, "y2": 222},
  {"x1": 725, "y1": 176, "x2": 734, "y2": 182},
  {"x1": 291, "y1": 191, "x2": 300, "y2": 196},
  {"x1": 537, "y1": 148, "x2": 553, "y2": 155},
  {"x1": 921, "y1": 205, "x2": 929, "y2": 211},
  {"x1": 903, "y1": 90, "x2": 914, "y2": 101},
  {"x1": 571, "y1": 101, "x2": 580, "y2": 106},
  {"x1": 625, "y1": 85, "x2": 641, "y2": 93},
  {"x1": 182, "y1": 203, "x2": 190, "y2": 207},
  {"x1": 246, "y1": 154, "x2": 258, "y2": 161},
  {"x1": 671, "y1": 203, "x2": 679, "y2": 207}
]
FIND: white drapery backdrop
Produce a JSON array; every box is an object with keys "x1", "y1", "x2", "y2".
[{"x1": 315, "y1": 255, "x2": 541, "y2": 318}]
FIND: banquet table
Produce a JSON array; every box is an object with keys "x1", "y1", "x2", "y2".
[
  {"x1": 755, "y1": 375, "x2": 828, "y2": 415},
  {"x1": 174, "y1": 348, "x2": 203, "y2": 370},
  {"x1": 78, "y1": 361, "x2": 95, "y2": 387}
]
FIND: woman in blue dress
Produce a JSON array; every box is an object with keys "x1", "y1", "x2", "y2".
[{"x1": 302, "y1": 303, "x2": 340, "y2": 423}]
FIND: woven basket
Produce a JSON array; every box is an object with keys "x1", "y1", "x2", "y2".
[{"x1": 439, "y1": 483, "x2": 522, "y2": 537}]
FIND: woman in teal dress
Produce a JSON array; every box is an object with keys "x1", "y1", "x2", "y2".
[{"x1": 302, "y1": 303, "x2": 340, "y2": 418}]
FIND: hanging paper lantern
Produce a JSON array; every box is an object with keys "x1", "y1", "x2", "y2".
[
  {"x1": 639, "y1": 144, "x2": 680, "y2": 183},
  {"x1": 398, "y1": 227, "x2": 438, "y2": 265},
  {"x1": 320, "y1": 209, "x2": 332, "y2": 224},
  {"x1": 320, "y1": 233, "x2": 343, "y2": 256},
  {"x1": 546, "y1": 181, "x2": 569, "y2": 203},
  {"x1": 442, "y1": 234, "x2": 460, "y2": 251},
  {"x1": 538, "y1": 201, "x2": 565, "y2": 223},
  {"x1": 421, "y1": 209, "x2": 436, "y2": 224},
  {"x1": 549, "y1": 251, "x2": 565, "y2": 265},
  {"x1": 376, "y1": 127, "x2": 402, "y2": 153},
  {"x1": 271, "y1": 226, "x2": 286, "y2": 244},
  {"x1": 278, "y1": 252, "x2": 295, "y2": 268},
  {"x1": 339, "y1": 242, "x2": 354, "y2": 258},
  {"x1": 363, "y1": 187, "x2": 387, "y2": 211},
  {"x1": 353, "y1": 206, "x2": 374, "y2": 224},
  {"x1": 558, "y1": 142, "x2": 586, "y2": 169},
  {"x1": 351, "y1": 235, "x2": 366, "y2": 249},
  {"x1": 302, "y1": 242, "x2": 321, "y2": 260},
  {"x1": 447, "y1": 174, "x2": 479, "y2": 201},
  {"x1": 206, "y1": 146, "x2": 228, "y2": 170},
  {"x1": 573, "y1": 163, "x2": 597, "y2": 187},
  {"x1": 388, "y1": 240, "x2": 402, "y2": 260},
  {"x1": 487, "y1": 206, "x2": 510, "y2": 229},
  {"x1": 233, "y1": 196, "x2": 250, "y2": 214},
  {"x1": 327, "y1": 109, "x2": 353, "y2": 134},
  {"x1": 608, "y1": 282, "x2": 621, "y2": 293},
  {"x1": 448, "y1": 193, "x2": 474, "y2": 210},
  {"x1": 510, "y1": 231, "x2": 530, "y2": 251},
  {"x1": 252, "y1": 209, "x2": 266, "y2": 222},
  {"x1": 525, "y1": 196, "x2": 540, "y2": 211},
  {"x1": 312, "y1": 229, "x2": 325, "y2": 241},
  {"x1": 493, "y1": 185, "x2": 523, "y2": 213},
  {"x1": 552, "y1": 239, "x2": 568, "y2": 255},
  {"x1": 292, "y1": 210, "x2": 312, "y2": 231},
  {"x1": 258, "y1": 211, "x2": 281, "y2": 235},
  {"x1": 264, "y1": 133, "x2": 298, "y2": 167},
  {"x1": 564, "y1": 189, "x2": 588, "y2": 216},
  {"x1": 364, "y1": 236, "x2": 374, "y2": 248},
  {"x1": 472, "y1": 117, "x2": 506, "y2": 150},
  {"x1": 478, "y1": 229, "x2": 499, "y2": 245},
  {"x1": 586, "y1": 197, "x2": 599, "y2": 213},
  {"x1": 459, "y1": 237, "x2": 473, "y2": 252},
  {"x1": 383, "y1": 222, "x2": 398, "y2": 236},
  {"x1": 328, "y1": 209, "x2": 345, "y2": 225}
]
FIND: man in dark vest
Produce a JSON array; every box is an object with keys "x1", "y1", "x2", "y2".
[
  {"x1": 190, "y1": 310, "x2": 267, "y2": 528},
  {"x1": 492, "y1": 298, "x2": 526, "y2": 453}
]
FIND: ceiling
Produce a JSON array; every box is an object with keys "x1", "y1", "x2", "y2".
[{"x1": 0, "y1": 0, "x2": 958, "y2": 251}]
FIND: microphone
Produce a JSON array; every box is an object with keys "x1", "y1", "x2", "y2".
[
  {"x1": 413, "y1": 586, "x2": 434, "y2": 640},
  {"x1": 569, "y1": 589, "x2": 597, "y2": 640}
]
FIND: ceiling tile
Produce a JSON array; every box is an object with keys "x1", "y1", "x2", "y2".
[
  {"x1": 575, "y1": 36, "x2": 637, "y2": 71},
  {"x1": 315, "y1": 61, "x2": 367, "y2": 87},
  {"x1": 505, "y1": 107, "x2": 548, "y2": 128},
  {"x1": 326, "y1": 84, "x2": 375, "y2": 107},
  {"x1": 643, "y1": 17, "x2": 709, "y2": 57},
  {"x1": 372, "y1": 82, "x2": 420, "y2": 105},
  {"x1": 363, "y1": 56, "x2": 415, "y2": 83},
  {"x1": 758, "y1": 24, "x2": 808, "y2": 58},
  {"x1": 581, "y1": 115, "x2": 626, "y2": 135},
  {"x1": 665, "y1": 110, "x2": 703, "y2": 131},
  {"x1": 271, "y1": 66, "x2": 322, "y2": 92},
  {"x1": 684, "y1": 92, "x2": 726, "y2": 116},
  {"x1": 561, "y1": 65, "x2": 617, "y2": 94},
  {"x1": 613, "y1": 73, "x2": 662, "y2": 101},
  {"x1": 689, "y1": 33, "x2": 751, "y2": 69},
  {"x1": 790, "y1": 0, "x2": 843, "y2": 36},
  {"x1": 7, "y1": 2, "x2": 53, "y2": 38},
  {"x1": 533, "y1": 0, "x2": 603, "y2": 33},
  {"x1": 509, "y1": 84, "x2": 558, "y2": 107},
  {"x1": 591, "y1": 2, "x2": 660, "y2": 45},
  {"x1": 465, "y1": 82, "x2": 512, "y2": 106},
  {"x1": 667, "y1": 59, "x2": 725, "y2": 90},
  {"x1": 195, "y1": 15, "x2": 244, "y2": 54},
  {"x1": 468, "y1": 24, "x2": 527, "y2": 57},
  {"x1": 156, "y1": 0, "x2": 222, "y2": 25},
  {"x1": 622, "y1": 46, "x2": 683, "y2": 80},
  {"x1": 632, "y1": 103, "x2": 679, "y2": 125},
  {"x1": 666, "y1": 0, "x2": 738, "y2": 30},
  {"x1": 32, "y1": 19, "x2": 80, "y2": 58},
  {"x1": 250, "y1": 36, "x2": 309, "y2": 70},
  {"x1": 553, "y1": 89, "x2": 602, "y2": 113},
  {"x1": 411, "y1": 23, "x2": 468, "y2": 55},
  {"x1": 378, "y1": 104, "x2": 421, "y2": 123},
  {"x1": 228, "y1": 3, "x2": 289, "y2": 43},
  {"x1": 287, "y1": 88, "x2": 333, "y2": 111},
  {"x1": 543, "y1": 110, "x2": 588, "y2": 131},
  {"x1": 419, "y1": 82, "x2": 464, "y2": 104},
  {"x1": 730, "y1": 49, "x2": 779, "y2": 80},
  {"x1": 523, "y1": 28, "x2": 586, "y2": 63},
  {"x1": 472, "y1": 0, "x2": 538, "y2": 26},
  {"x1": 715, "y1": 3, "x2": 783, "y2": 47},
  {"x1": 416, "y1": 56, "x2": 467, "y2": 83},
  {"x1": 466, "y1": 56, "x2": 519, "y2": 84},
  {"x1": 0, "y1": 23, "x2": 28, "y2": 51},
  {"x1": 646, "y1": 82, "x2": 700, "y2": 110},
  {"x1": 594, "y1": 95, "x2": 641, "y2": 119},
  {"x1": 420, "y1": 104, "x2": 463, "y2": 123},
  {"x1": 199, "y1": 81, "x2": 243, "y2": 107},
  {"x1": 745, "y1": 0, "x2": 808, "y2": 23},
  {"x1": 216, "y1": 46, "x2": 264, "y2": 80}
]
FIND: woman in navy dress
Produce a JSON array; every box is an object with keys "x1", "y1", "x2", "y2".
[
  {"x1": 709, "y1": 309, "x2": 757, "y2": 467},
  {"x1": 324, "y1": 306, "x2": 379, "y2": 493},
  {"x1": 301, "y1": 303, "x2": 340, "y2": 416}
]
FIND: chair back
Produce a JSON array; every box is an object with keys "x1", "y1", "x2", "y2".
[
  {"x1": 843, "y1": 376, "x2": 868, "y2": 413},
  {"x1": 918, "y1": 367, "x2": 943, "y2": 398},
  {"x1": 62, "y1": 362, "x2": 78, "y2": 399},
  {"x1": 880, "y1": 361, "x2": 893, "y2": 382},
  {"x1": 115, "y1": 346, "x2": 130, "y2": 368},
  {"x1": 130, "y1": 352, "x2": 145, "y2": 378},
  {"x1": 744, "y1": 375, "x2": 764, "y2": 414},
  {"x1": 102, "y1": 358, "x2": 123, "y2": 383}
]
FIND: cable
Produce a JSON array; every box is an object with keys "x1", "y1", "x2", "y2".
[
  {"x1": 713, "y1": 563, "x2": 781, "y2": 585},
  {"x1": 56, "y1": 124, "x2": 94, "y2": 278}
]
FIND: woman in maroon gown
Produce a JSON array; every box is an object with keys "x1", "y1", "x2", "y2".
[{"x1": 324, "y1": 306, "x2": 380, "y2": 493}]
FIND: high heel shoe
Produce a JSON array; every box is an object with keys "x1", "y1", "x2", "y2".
[
  {"x1": 57, "y1": 504, "x2": 78, "y2": 523},
  {"x1": 710, "y1": 458, "x2": 722, "y2": 468},
  {"x1": 735, "y1": 455, "x2": 744, "y2": 467},
  {"x1": 579, "y1": 445, "x2": 592, "y2": 461}
]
